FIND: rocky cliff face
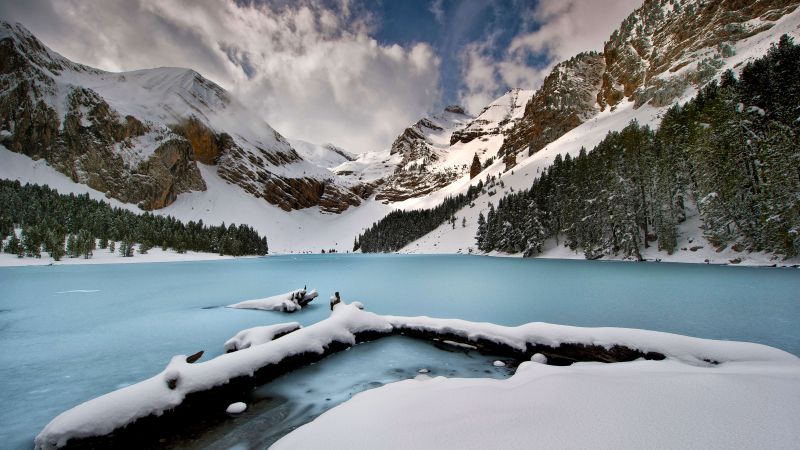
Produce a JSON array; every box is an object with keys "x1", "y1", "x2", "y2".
[
  {"x1": 0, "y1": 21, "x2": 373, "y2": 214},
  {"x1": 500, "y1": 0, "x2": 800, "y2": 158},
  {"x1": 501, "y1": 53, "x2": 605, "y2": 156},
  {"x1": 599, "y1": 0, "x2": 800, "y2": 109},
  {"x1": 0, "y1": 25, "x2": 205, "y2": 209}
]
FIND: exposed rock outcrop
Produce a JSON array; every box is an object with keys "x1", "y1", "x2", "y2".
[
  {"x1": 501, "y1": 52, "x2": 605, "y2": 156},
  {"x1": 598, "y1": 0, "x2": 800, "y2": 110}
]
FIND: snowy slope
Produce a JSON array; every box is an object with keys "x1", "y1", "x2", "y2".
[
  {"x1": 398, "y1": 6, "x2": 800, "y2": 264},
  {"x1": 0, "y1": 145, "x2": 389, "y2": 255},
  {"x1": 451, "y1": 88, "x2": 534, "y2": 144},
  {"x1": 157, "y1": 165, "x2": 392, "y2": 254},
  {"x1": 288, "y1": 139, "x2": 355, "y2": 170}
]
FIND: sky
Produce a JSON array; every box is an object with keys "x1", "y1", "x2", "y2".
[{"x1": 0, "y1": 0, "x2": 642, "y2": 154}]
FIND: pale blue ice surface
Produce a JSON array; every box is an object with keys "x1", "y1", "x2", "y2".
[{"x1": 1, "y1": 254, "x2": 798, "y2": 449}]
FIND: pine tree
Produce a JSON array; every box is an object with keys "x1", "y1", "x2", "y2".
[
  {"x1": 66, "y1": 234, "x2": 78, "y2": 258},
  {"x1": 139, "y1": 240, "x2": 151, "y2": 255},
  {"x1": 4, "y1": 232, "x2": 20, "y2": 255},
  {"x1": 77, "y1": 229, "x2": 95, "y2": 259},
  {"x1": 21, "y1": 227, "x2": 41, "y2": 258},
  {"x1": 120, "y1": 237, "x2": 134, "y2": 257},
  {"x1": 45, "y1": 230, "x2": 65, "y2": 261},
  {"x1": 109, "y1": 240, "x2": 115, "y2": 253},
  {"x1": 475, "y1": 212, "x2": 486, "y2": 250},
  {"x1": 470, "y1": 153, "x2": 481, "y2": 179}
]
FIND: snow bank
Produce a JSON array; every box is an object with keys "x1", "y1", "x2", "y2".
[
  {"x1": 227, "y1": 288, "x2": 318, "y2": 313},
  {"x1": 274, "y1": 357, "x2": 800, "y2": 450},
  {"x1": 34, "y1": 305, "x2": 799, "y2": 449},
  {"x1": 223, "y1": 322, "x2": 302, "y2": 352}
]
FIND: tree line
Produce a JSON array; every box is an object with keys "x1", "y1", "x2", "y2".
[
  {"x1": 0, "y1": 180, "x2": 268, "y2": 259},
  {"x1": 478, "y1": 36, "x2": 800, "y2": 259},
  {"x1": 356, "y1": 183, "x2": 483, "y2": 252}
]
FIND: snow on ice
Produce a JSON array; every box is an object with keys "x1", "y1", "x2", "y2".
[{"x1": 227, "y1": 288, "x2": 319, "y2": 313}]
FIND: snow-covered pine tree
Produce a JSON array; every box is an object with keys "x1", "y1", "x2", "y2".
[{"x1": 475, "y1": 212, "x2": 486, "y2": 250}]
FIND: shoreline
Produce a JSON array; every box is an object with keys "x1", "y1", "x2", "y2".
[
  {"x1": 0, "y1": 249, "x2": 260, "y2": 268},
  {"x1": 2, "y1": 250, "x2": 798, "y2": 268}
]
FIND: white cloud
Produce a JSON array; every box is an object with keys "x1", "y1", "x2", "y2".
[
  {"x1": 429, "y1": 0, "x2": 445, "y2": 24},
  {"x1": 458, "y1": 40, "x2": 501, "y2": 114},
  {"x1": 0, "y1": 0, "x2": 441, "y2": 154},
  {"x1": 457, "y1": 0, "x2": 643, "y2": 114}
]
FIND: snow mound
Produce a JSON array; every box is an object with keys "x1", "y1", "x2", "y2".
[
  {"x1": 274, "y1": 357, "x2": 800, "y2": 450},
  {"x1": 531, "y1": 353, "x2": 547, "y2": 364},
  {"x1": 225, "y1": 402, "x2": 247, "y2": 414}
]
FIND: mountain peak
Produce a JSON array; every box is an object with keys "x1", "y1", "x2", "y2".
[
  {"x1": 0, "y1": 20, "x2": 99, "y2": 76},
  {"x1": 444, "y1": 105, "x2": 466, "y2": 115}
]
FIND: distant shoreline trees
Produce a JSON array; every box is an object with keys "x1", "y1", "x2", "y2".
[{"x1": 0, "y1": 180, "x2": 269, "y2": 259}]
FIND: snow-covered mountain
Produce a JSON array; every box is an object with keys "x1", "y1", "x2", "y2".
[
  {"x1": 372, "y1": 105, "x2": 473, "y2": 202},
  {"x1": 2, "y1": 0, "x2": 799, "y2": 258},
  {"x1": 0, "y1": 21, "x2": 370, "y2": 214},
  {"x1": 396, "y1": 0, "x2": 800, "y2": 264},
  {"x1": 450, "y1": 88, "x2": 534, "y2": 146}
]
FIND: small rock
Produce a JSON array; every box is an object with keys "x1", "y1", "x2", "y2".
[
  {"x1": 531, "y1": 353, "x2": 548, "y2": 364},
  {"x1": 226, "y1": 402, "x2": 247, "y2": 414},
  {"x1": 418, "y1": 368, "x2": 429, "y2": 374},
  {"x1": 493, "y1": 360, "x2": 506, "y2": 367}
]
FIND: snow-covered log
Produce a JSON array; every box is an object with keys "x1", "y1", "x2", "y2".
[
  {"x1": 227, "y1": 288, "x2": 318, "y2": 313},
  {"x1": 35, "y1": 304, "x2": 389, "y2": 450},
  {"x1": 35, "y1": 305, "x2": 799, "y2": 449}
]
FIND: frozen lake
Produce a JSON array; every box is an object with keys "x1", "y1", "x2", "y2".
[{"x1": 1, "y1": 255, "x2": 799, "y2": 449}]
